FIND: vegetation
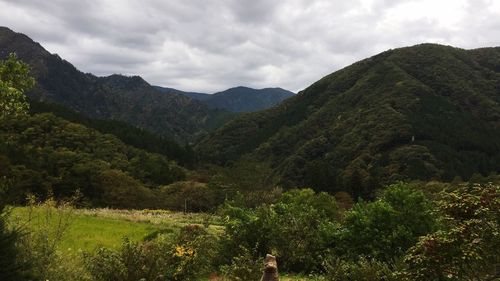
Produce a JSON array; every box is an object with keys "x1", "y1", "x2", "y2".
[
  {"x1": 0, "y1": 26, "x2": 233, "y2": 143},
  {"x1": 155, "y1": 85, "x2": 294, "y2": 113},
  {"x1": 30, "y1": 101, "x2": 197, "y2": 167},
  {"x1": 197, "y1": 44, "x2": 500, "y2": 197},
  {"x1": 0, "y1": 112, "x2": 187, "y2": 207},
  {"x1": 1, "y1": 32, "x2": 499, "y2": 280},
  {"x1": 0, "y1": 52, "x2": 34, "y2": 118}
]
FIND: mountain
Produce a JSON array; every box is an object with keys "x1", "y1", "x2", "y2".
[
  {"x1": 0, "y1": 112, "x2": 186, "y2": 207},
  {"x1": 206, "y1": 86, "x2": 295, "y2": 112},
  {"x1": 153, "y1": 86, "x2": 212, "y2": 101},
  {"x1": 155, "y1": 85, "x2": 295, "y2": 112},
  {"x1": 29, "y1": 101, "x2": 196, "y2": 166},
  {"x1": 196, "y1": 44, "x2": 500, "y2": 196},
  {"x1": 0, "y1": 26, "x2": 233, "y2": 142}
]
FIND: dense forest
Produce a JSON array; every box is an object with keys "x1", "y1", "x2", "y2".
[
  {"x1": 1, "y1": 28, "x2": 499, "y2": 281},
  {"x1": 197, "y1": 44, "x2": 500, "y2": 198},
  {"x1": 0, "y1": 27, "x2": 234, "y2": 143},
  {"x1": 155, "y1": 86, "x2": 294, "y2": 113}
]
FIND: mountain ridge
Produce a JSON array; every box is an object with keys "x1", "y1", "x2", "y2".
[
  {"x1": 0, "y1": 26, "x2": 233, "y2": 142},
  {"x1": 154, "y1": 85, "x2": 295, "y2": 112},
  {"x1": 196, "y1": 43, "x2": 500, "y2": 196}
]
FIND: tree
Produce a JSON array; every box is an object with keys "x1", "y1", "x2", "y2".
[
  {"x1": 403, "y1": 183, "x2": 500, "y2": 280},
  {"x1": 0, "y1": 53, "x2": 34, "y2": 280},
  {"x1": 0, "y1": 53, "x2": 35, "y2": 119},
  {"x1": 336, "y1": 183, "x2": 438, "y2": 261}
]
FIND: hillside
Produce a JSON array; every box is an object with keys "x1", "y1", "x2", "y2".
[
  {"x1": 0, "y1": 26, "x2": 232, "y2": 142},
  {"x1": 155, "y1": 85, "x2": 294, "y2": 112},
  {"x1": 153, "y1": 86, "x2": 212, "y2": 101},
  {"x1": 29, "y1": 101, "x2": 196, "y2": 166},
  {"x1": 0, "y1": 113, "x2": 186, "y2": 207},
  {"x1": 197, "y1": 44, "x2": 500, "y2": 196}
]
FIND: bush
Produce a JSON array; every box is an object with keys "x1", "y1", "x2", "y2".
[
  {"x1": 85, "y1": 224, "x2": 219, "y2": 281},
  {"x1": 402, "y1": 183, "x2": 500, "y2": 280},
  {"x1": 335, "y1": 183, "x2": 437, "y2": 261},
  {"x1": 13, "y1": 194, "x2": 89, "y2": 280},
  {"x1": 0, "y1": 206, "x2": 31, "y2": 281},
  {"x1": 323, "y1": 257, "x2": 401, "y2": 281},
  {"x1": 220, "y1": 246, "x2": 263, "y2": 281},
  {"x1": 220, "y1": 188, "x2": 340, "y2": 272}
]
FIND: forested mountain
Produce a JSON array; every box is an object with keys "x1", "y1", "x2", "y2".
[
  {"x1": 0, "y1": 27, "x2": 233, "y2": 142},
  {"x1": 155, "y1": 85, "x2": 295, "y2": 112},
  {"x1": 0, "y1": 113, "x2": 186, "y2": 206},
  {"x1": 153, "y1": 86, "x2": 212, "y2": 101},
  {"x1": 197, "y1": 44, "x2": 500, "y2": 196},
  {"x1": 29, "y1": 101, "x2": 196, "y2": 166}
]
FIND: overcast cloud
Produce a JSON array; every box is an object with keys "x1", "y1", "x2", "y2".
[{"x1": 1, "y1": 0, "x2": 499, "y2": 93}]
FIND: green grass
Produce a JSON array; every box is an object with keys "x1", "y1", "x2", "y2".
[
  {"x1": 8, "y1": 206, "x2": 318, "y2": 280},
  {"x1": 9, "y1": 206, "x2": 222, "y2": 252}
]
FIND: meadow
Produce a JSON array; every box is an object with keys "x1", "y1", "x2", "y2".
[
  {"x1": 8, "y1": 204, "x2": 319, "y2": 280},
  {"x1": 9, "y1": 206, "x2": 222, "y2": 251}
]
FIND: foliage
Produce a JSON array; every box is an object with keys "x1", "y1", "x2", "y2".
[
  {"x1": 30, "y1": 100, "x2": 197, "y2": 167},
  {"x1": 1, "y1": 27, "x2": 234, "y2": 143},
  {"x1": 13, "y1": 194, "x2": 80, "y2": 280},
  {"x1": 220, "y1": 246, "x2": 263, "y2": 281},
  {"x1": 0, "y1": 206, "x2": 31, "y2": 281},
  {"x1": 403, "y1": 183, "x2": 500, "y2": 280},
  {"x1": 323, "y1": 257, "x2": 401, "y2": 281},
  {"x1": 208, "y1": 157, "x2": 282, "y2": 207},
  {"x1": 0, "y1": 113, "x2": 186, "y2": 207},
  {"x1": 220, "y1": 189, "x2": 340, "y2": 272},
  {"x1": 0, "y1": 53, "x2": 34, "y2": 119},
  {"x1": 0, "y1": 53, "x2": 34, "y2": 281},
  {"x1": 335, "y1": 183, "x2": 438, "y2": 261},
  {"x1": 197, "y1": 44, "x2": 500, "y2": 195},
  {"x1": 84, "y1": 224, "x2": 219, "y2": 281}
]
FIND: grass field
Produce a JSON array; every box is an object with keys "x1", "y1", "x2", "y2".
[
  {"x1": 9, "y1": 206, "x2": 223, "y2": 251},
  {"x1": 8, "y1": 205, "x2": 319, "y2": 280}
]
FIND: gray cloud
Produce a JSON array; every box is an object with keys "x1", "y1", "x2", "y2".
[{"x1": 0, "y1": 0, "x2": 499, "y2": 93}]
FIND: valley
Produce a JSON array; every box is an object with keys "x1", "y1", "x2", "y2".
[{"x1": 0, "y1": 25, "x2": 499, "y2": 281}]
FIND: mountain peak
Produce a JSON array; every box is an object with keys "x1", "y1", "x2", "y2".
[{"x1": 197, "y1": 43, "x2": 500, "y2": 194}]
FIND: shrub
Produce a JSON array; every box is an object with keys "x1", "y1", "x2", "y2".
[
  {"x1": 323, "y1": 257, "x2": 401, "y2": 281},
  {"x1": 402, "y1": 183, "x2": 500, "y2": 280},
  {"x1": 335, "y1": 183, "x2": 437, "y2": 261},
  {"x1": 0, "y1": 206, "x2": 31, "y2": 281},
  {"x1": 220, "y1": 246, "x2": 263, "y2": 281},
  {"x1": 85, "y1": 224, "x2": 219, "y2": 281},
  {"x1": 220, "y1": 188, "x2": 340, "y2": 272}
]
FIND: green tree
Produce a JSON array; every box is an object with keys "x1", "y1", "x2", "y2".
[
  {"x1": 403, "y1": 183, "x2": 500, "y2": 280},
  {"x1": 0, "y1": 53, "x2": 35, "y2": 118},
  {"x1": 220, "y1": 188, "x2": 340, "y2": 272},
  {"x1": 336, "y1": 183, "x2": 437, "y2": 261},
  {"x1": 0, "y1": 53, "x2": 34, "y2": 280}
]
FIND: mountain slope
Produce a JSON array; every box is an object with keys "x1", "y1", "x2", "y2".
[
  {"x1": 206, "y1": 86, "x2": 294, "y2": 112},
  {"x1": 0, "y1": 26, "x2": 232, "y2": 142},
  {"x1": 29, "y1": 101, "x2": 196, "y2": 166},
  {"x1": 197, "y1": 44, "x2": 500, "y2": 196},
  {"x1": 155, "y1": 85, "x2": 295, "y2": 112},
  {"x1": 0, "y1": 113, "x2": 186, "y2": 206},
  {"x1": 153, "y1": 86, "x2": 212, "y2": 101}
]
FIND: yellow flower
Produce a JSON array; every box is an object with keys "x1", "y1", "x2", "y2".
[{"x1": 174, "y1": 245, "x2": 185, "y2": 257}]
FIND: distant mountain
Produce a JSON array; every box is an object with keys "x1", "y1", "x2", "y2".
[
  {"x1": 154, "y1": 85, "x2": 295, "y2": 112},
  {"x1": 0, "y1": 26, "x2": 233, "y2": 142},
  {"x1": 153, "y1": 86, "x2": 212, "y2": 101},
  {"x1": 197, "y1": 44, "x2": 500, "y2": 197}
]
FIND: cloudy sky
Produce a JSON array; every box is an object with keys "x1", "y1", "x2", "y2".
[{"x1": 1, "y1": 0, "x2": 499, "y2": 93}]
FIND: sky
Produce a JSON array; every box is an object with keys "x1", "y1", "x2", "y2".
[{"x1": 1, "y1": 0, "x2": 499, "y2": 93}]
